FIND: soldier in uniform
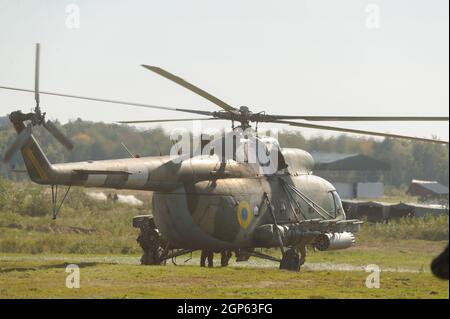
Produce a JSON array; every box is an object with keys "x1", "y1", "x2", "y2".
[
  {"x1": 200, "y1": 249, "x2": 214, "y2": 268},
  {"x1": 220, "y1": 250, "x2": 232, "y2": 267}
]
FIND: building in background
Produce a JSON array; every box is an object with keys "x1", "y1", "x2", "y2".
[
  {"x1": 311, "y1": 152, "x2": 390, "y2": 199},
  {"x1": 407, "y1": 179, "x2": 449, "y2": 204},
  {"x1": 342, "y1": 200, "x2": 448, "y2": 222}
]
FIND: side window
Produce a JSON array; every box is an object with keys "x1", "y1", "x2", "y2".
[{"x1": 330, "y1": 191, "x2": 344, "y2": 217}]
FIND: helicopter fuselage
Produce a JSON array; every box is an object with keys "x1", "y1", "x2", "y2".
[
  {"x1": 152, "y1": 173, "x2": 344, "y2": 250},
  {"x1": 12, "y1": 118, "x2": 352, "y2": 251},
  {"x1": 19, "y1": 141, "x2": 344, "y2": 250}
]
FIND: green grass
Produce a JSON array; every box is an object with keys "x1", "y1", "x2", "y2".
[
  {"x1": 358, "y1": 215, "x2": 448, "y2": 241},
  {"x1": 0, "y1": 257, "x2": 447, "y2": 299},
  {"x1": 307, "y1": 240, "x2": 447, "y2": 271},
  {"x1": 0, "y1": 181, "x2": 149, "y2": 254},
  {"x1": 0, "y1": 209, "x2": 142, "y2": 254}
]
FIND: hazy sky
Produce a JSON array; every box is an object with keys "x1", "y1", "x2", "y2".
[{"x1": 0, "y1": 0, "x2": 448, "y2": 141}]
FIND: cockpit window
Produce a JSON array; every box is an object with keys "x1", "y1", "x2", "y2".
[{"x1": 329, "y1": 190, "x2": 344, "y2": 217}]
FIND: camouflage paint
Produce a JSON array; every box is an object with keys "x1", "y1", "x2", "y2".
[{"x1": 12, "y1": 122, "x2": 348, "y2": 250}]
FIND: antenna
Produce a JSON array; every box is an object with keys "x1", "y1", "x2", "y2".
[{"x1": 121, "y1": 142, "x2": 134, "y2": 158}]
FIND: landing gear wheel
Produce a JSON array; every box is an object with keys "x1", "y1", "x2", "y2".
[
  {"x1": 137, "y1": 224, "x2": 166, "y2": 265},
  {"x1": 279, "y1": 248, "x2": 301, "y2": 272},
  {"x1": 141, "y1": 249, "x2": 166, "y2": 265}
]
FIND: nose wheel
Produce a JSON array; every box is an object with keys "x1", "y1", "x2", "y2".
[
  {"x1": 279, "y1": 248, "x2": 300, "y2": 271},
  {"x1": 279, "y1": 246, "x2": 306, "y2": 272}
]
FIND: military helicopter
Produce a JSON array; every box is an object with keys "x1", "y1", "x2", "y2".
[{"x1": 1, "y1": 44, "x2": 448, "y2": 271}]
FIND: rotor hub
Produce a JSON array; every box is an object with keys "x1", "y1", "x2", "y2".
[
  {"x1": 239, "y1": 106, "x2": 250, "y2": 113},
  {"x1": 236, "y1": 106, "x2": 252, "y2": 129}
]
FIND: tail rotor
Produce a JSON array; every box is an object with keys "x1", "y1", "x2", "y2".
[
  {"x1": 2, "y1": 124, "x2": 32, "y2": 162},
  {"x1": 2, "y1": 43, "x2": 74, "y2": 163}
]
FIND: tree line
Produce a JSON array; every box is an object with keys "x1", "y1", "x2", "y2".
[{"x1": 0, "y1": 116, "x2": 448, "y2": 187}]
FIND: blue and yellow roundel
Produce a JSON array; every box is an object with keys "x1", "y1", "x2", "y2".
[{"x1": 237, "y1": 201, "x2": 252, "y2": 229}]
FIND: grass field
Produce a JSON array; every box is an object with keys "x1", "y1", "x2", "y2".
[
  {"x1": 0, "y1": 253, "x2": 448, "y2": 299},
  {"x1": 0, "y1": 235, "x2": 448, "y2": 299}
]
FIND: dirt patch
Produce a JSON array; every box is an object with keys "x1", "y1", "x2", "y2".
[{"x1": 0, "y1": 261, "x2": 109, "y2": 273}]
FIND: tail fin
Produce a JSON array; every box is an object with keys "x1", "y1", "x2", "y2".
[
  {"x1": 21, "y1": 135, "x2": 53, "y2": 183},
  {"x1": 11, "y1": 120, "x2": 53, "y2": 184}
]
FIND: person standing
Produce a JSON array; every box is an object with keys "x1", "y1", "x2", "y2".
[
  {"x1": 200, "y1": 249, "x2": 214, "y2": 268},
  {"x1": 220, "y1": 250, "x2": 232, "y2": 267}
]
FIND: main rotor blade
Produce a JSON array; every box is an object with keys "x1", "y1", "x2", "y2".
[
  {"x1": 3, "y1": 125, "x2": 32, "y2": 162},
  {"x1": 265, "y1": 115, "x2": 449, "y2": 122},
  {"x1": 118, "y1": 117, "x2": 220, "y2": 124},
  {"x1": 43, "y1": 120, "x2": 74, "y2": 150},
  {"x1": 0, "y1": 86, "x2": 213, "y2": 117},
  {"x1": 35, "y1": 43, "x2": 40, "y2": 106},
  {"x1": 142, "y1": 65, "x2": 238, "y2": 114},
  {"x1": 277, "y1": 120, "x2": 449, "y2": 144}
]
